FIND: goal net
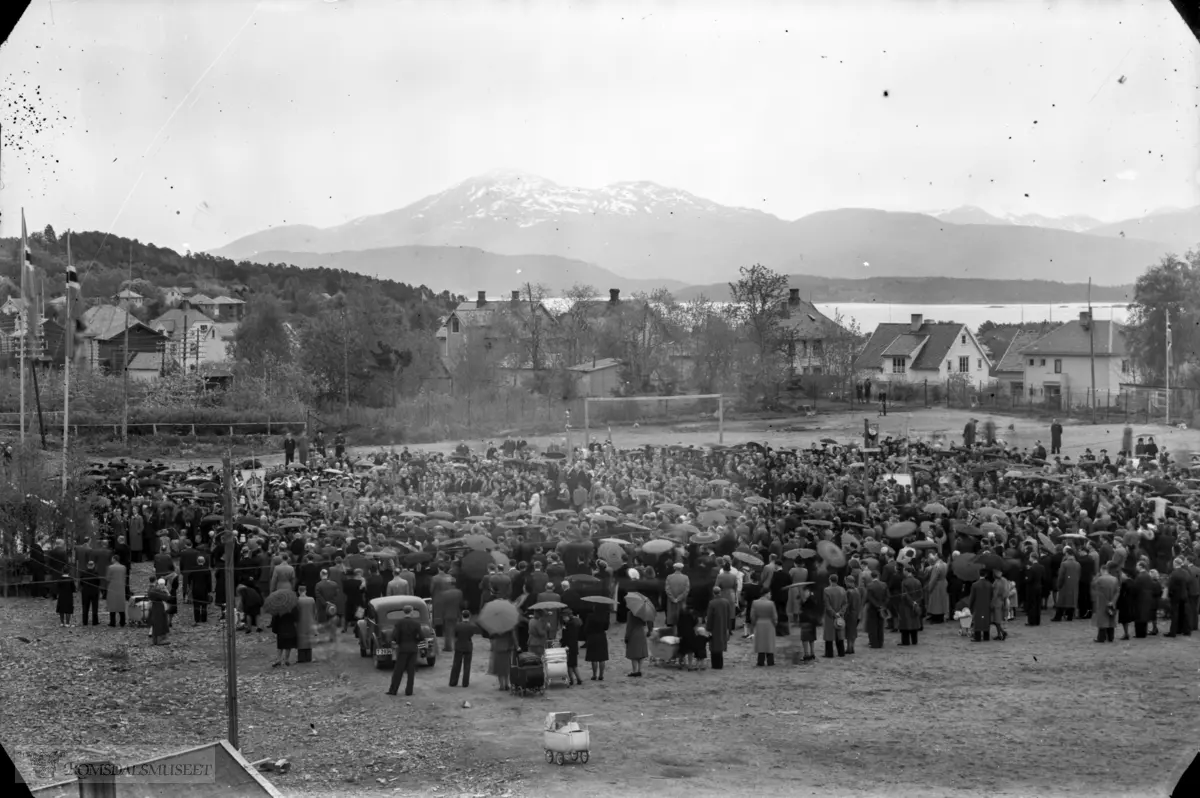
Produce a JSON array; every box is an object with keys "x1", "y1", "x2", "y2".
[{"x1": 579, "y1": 394, "x2": 726, "y2": 449}]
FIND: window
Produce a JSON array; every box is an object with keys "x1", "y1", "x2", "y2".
[
  {"x1": 977, "y1": 359, "x2": 982, "y2": 370},
  {"x1": 946, "y1": 360, "x2": 951, "y2": 371},
  {"x1": 1053, "y1": 359, "x2": 1062, "y2": 374},
  {"x1": 958, "y1": 356, "x2": 969, "y2": 373},
  {"x1": 451, "y1": 317, "x2": 460, "y2": 333},
  {"x1": 892, "y1": 357, "x2": 906, "y2": 373},
  {"x1": 1028, "y1": 358, "x2": 1034, "y2": 366},
  {"x1": 811, "y1": 340, "x2": 823, "y2": 357},
  {"x1": 1121, "y1": 359, "x2": 1129, "y2": 374},
  {"x1": 961, "y1": 334, "x2": 966, "y2": 345},
  {"x1": 1040, "y1": 359, "x2": 1046, "y2": 367}
]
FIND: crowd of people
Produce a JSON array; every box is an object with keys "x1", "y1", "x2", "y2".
[{"x1": 6, "y1": 418, "x2": 1200, "y2": 695}]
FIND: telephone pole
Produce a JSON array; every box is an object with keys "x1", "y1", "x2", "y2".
[
  {"x1": 122, "y1": 243, "x2": 132, "y2": 449},
  {"x1": 1087, "y1": 278, "x2": 1096, "y2": 424},
  {"x1": 1165, "y1": 308, "x2": 1172, "y2": 426},
  {"x1": 222, "y1": 452, "x2": 239, "y2": 748}
]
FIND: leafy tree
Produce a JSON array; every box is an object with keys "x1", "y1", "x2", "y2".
[
  {"x1": 727, "y1": 263, "x2": 788, "y2": 406},
  {"x1": 558, "y1": 282, "x2": 599, "y2": 366},
  {"x1": 233, "y1": 295, "x2": 293, "y2": 365},
  {"x1": 1126, "y1": 247, "x2": 1200, "y2": 383},
  {"x1": 679, "y1": 296, "x2": 739, "y2": 394},
  {"x1": 820, "y1": 309, "x2": 865, "y2": 397}
]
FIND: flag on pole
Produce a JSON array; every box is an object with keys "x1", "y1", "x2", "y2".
[
  {"x1": 65, "y1": 234, "x2": 86, "y2": 363},
  {"x1": 20, "y1": 210, "x2": 36, "y2": 304}
]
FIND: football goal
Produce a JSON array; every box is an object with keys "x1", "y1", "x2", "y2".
[{"x1": 581, "y1": 394, "x2": 726, "y2": 447}]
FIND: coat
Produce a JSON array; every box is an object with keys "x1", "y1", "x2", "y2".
[
  {"x1": 925, "y1": 561, "x2": 950, "y2": 616},
  {"x1": 624, "y1": 616, "x2": 649, "y2": 660},
  {"x1": 844, "y1": 586, "x2": 862, "y2": 642},
  {"x1": 897, "y1": 576, "x2": 924, "y2": 631},
  {"x1": 270, "y1": 563, "x2": 296, "y2": 594},
  {"x1": 433, "y1": 587, "x2": 464, "y2": 626},
  {"x1": 969, "y1": 578, "x2": 992, "y2": 633},
  {"x1": 822, "y1": 584, "x2": 849, "y2": 641},
  {"x1": 1132, "y1": 571, "x2": 1158, "y2": 623},
  {"x1": 864, "y1": 580, "x2": 887, "y2": 638},
  {"x1": 991, "y1": 576, "x2": 1009, "y2": 624},
  {"x1": 296, "y1": 595, "x2": 317, "y2": 649},
  {"x1": 1091, "y1": 573, "x2": 1119, "y2": 629},
  {"x1": 314, "y1": 579, "x2": 342, "y2": 621},
  {"x1": 705, "y1": 597, "x2": 733, "y2": 653},
  {"x1": 750, "y1": 597, "x2": 777, "y2": 654},
  {"x1": 386, "y1": 577, "x2": 412, "y2": 596},
  {"x1": 105, "y1": 563, "x2": 127, "y2": 613},
  {"x1": 1056, "y1": 557, "x2": 1081, "y2": 608}
]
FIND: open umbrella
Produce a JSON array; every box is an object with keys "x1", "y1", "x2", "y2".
[
  {"x1": 262, "y1": 589, "x2": 299, "y2": 616},
  {"x1": 399, "y1": 511, "x2": 426, "y2": 519},
  {"x1": 402, "y1": 552, "x2": 433, "y2": 566},
  {"x1": 809, "y1": 501, "x2": 834, "y2": 513},
  {"x1": 708, "y1": 478, "x2": 730, "y2": 487},
  {"x1": 909, "y1": 539, "x2": 937, "y2": 550},
  {"x1": 956, "y1": 523, "x2": 983, "y2": 537},
  {"x1": 656, "y1": 502, "x2": 686, "y2": 514},
  {"x1": 478, "y1": 601, "x2": 520, "y2": 634},
  {"x1": 976, "y1": 507, "x2": 1008, "y2": 522},
  {"x1": 806, "y1": 519, "x2": 833, "y2": 528},
  {"x1": 952, "y1": 553, "x2": 982, "y2": 581},
  {"x1": 465, "y1": 515, "x2": 491, "y2": 523},
  {"x1": 923, "y1": 502, "x2": 949, "y2": 515},
  {"x1": 624, "y1": 592, "x2": 657, "y2": 623},
  {"x1": 697, "y1": 511, "x2": 726, "y2": 527},
  {"x1": 463, "y1": 534, "x2": 496, "y2": 551},
  {"x1": 530, "y1": 601, "x2": 568, "y2": 612},
  {"x1": 568, "y1": 574, "x2": 601, "y2": 587},
  {"x1": 642, "y1": 539, "x2": 675, "y2": 555},
  {"x1": 427, "y1": 511, "x2": 454, "y2": 521},
  {"x1": 885, "y1": 521, "x2": 917, "y2": 540},
  {"x1": 974, "y1": 552, "x2": 1005, "y2": 572},
  {"x1": 732, "y1": 551, "x2": 763, "y2": 567},
  {"x1": 597, "y1": 541, "x2": 626, "y2": 569},
  {"x1": 691, "y1": 531, "x2": 720, "y2": 545},
  {"x1": 490, "y1": 550, "x2": 511, "y2": 569},
  {"x1": 460, "y1": 550, "x2": 493, "y2": 581},
  {"x1": 742, "y1": 496, "x2": 770, "y2": 506},
  {"x1": 582, "y1": 595, "x2": 615, "y2": 606},
  {"x1": 817, "y1": 540, "x2": 846, "y2": 568}
]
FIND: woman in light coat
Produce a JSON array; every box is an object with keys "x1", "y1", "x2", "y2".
[
  {"x1": 295, "y1": 585, "x2": 317, "y2": 662},
  {"x1": 925, "y1": 553, "x2": 949, "y2": 623},
  {"x1": 105, "y1": 560, "x2": 127, "y2": 627},
  {"x1": 749, "y1": 595, "x2": 777, "y2": 666},
  {"x1": 990, "y1": 572, "x2": 1010, "y2": 641},
  {"x1": 1091, "y1": 563, "x2": 1121, "y2": 642}
]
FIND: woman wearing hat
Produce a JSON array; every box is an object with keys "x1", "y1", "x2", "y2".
[{"x1": 148, "y1": 578, "x2": 171, "y2": 645}]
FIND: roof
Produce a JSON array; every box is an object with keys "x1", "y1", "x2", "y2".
[
  {"x1": 82, "y1": 305, "x2": 161, "y2": 341},
  {"x1": 446, "y1": 299, "x2": 554, "y2": 331},
  {"x1": 854, "y1": 320, "x2": 974, "y2": 372},
  {"x1": 1020, "y1": 319, "x2": 1128, "y2": 357},
  {"x1": 27, "y1": 740, "x2": 283, "y2": 798},
  {"x1": 189, "y1": 293, "x2": 216, "y2": 305},
  {"x1": 567, "y1": 357, "x2": 622, "y2": 373},
  {"x1": 152, "y1": 307, "x2": 216, "y2": 335},
  {"x1": 116, "y1": 288, "x2": 144, "y2": 299},
  {"x1": 127, "y1": 351, "x2": 164, "y2": 371},
  {"x1": 880, "y1": 333, "x2": 927, "y2": 358},
  {"x1": 780, "y1": 299, "x2": 843, "y2": 339},
  {"x1": 214, "y1": 322, "x2": 240, "y2": 340},
  {"x1": 993, "y1": 330, "x2": 1043, "y2": 374},
  {"x1": 211, "y1": 295, "x2": 245, "y2": 305}
]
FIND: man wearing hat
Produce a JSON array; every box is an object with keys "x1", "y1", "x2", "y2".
[
  {"x1": 1165, "y1": 558, "x2": 1193, "y2": 637},
  {"x1": 1050, "y1": 418, "x2": 1063, "y2": 455},
  {"x1": 665, "y1": 563, "x2": 690, "y2": 626},
  {"x1": 387, "y1": 604, "x2": 424, "y2": 696},
  {"x1": 705, "y1": 586, "x2": 733, "y2": 669}
]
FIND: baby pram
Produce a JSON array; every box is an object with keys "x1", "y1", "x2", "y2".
[
  {"x1": 127, "y1": 594, "x2": 153, "y2": 627},
  {"x1": 510, "y1": 651, "x2": 546, "y2": 697},
  {"x1": 648, "y1": 627, "x2": 683, "y2": 667},
  {"x1": 543, "y1": 711, "x2": 591, "y2": 765},
  {"x1": 543, "y1": 647, "x2": 569, "y2": 687}
]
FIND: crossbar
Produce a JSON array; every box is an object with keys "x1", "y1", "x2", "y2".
[{"x1": 583, "y1": 394, "x2": 725, "y2": 445}]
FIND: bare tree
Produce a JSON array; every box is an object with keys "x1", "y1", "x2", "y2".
[
  {"x1": 558, "y1": 282, "x2": 598, "y2": 366},
  {"x1": 728, "y1": 263, "x2": 788, "y2": 406},
  {"x1": 681, "y1": 295, "x2": 740, "y2": 394},
  {"x1": 820, "y1": 309, "x2": 865, "y2": 401}
]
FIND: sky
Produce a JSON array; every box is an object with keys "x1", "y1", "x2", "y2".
[{"x1": 1, "y1": 0, "x2": 1197, "y2": 253}]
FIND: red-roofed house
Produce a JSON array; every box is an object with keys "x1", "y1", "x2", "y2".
[
  {"x1": 854, "y1": 313, "x2": 992, "y2": 385},
  {"x1": 1019, "y1": 312, "x2": 1133, "y2": 405}
]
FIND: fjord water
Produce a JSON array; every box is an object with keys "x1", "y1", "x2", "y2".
[{"x1": 813, "y1": 302, "x2": 1129, "y2": 331}]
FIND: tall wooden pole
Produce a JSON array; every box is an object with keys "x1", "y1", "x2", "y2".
[
  {"x1": 1165, "y1": 308, "x2": 1171, "y2": 426},
  {"x1": 19, "y1": 209, "x2": 28, "y2": 444},
  {"x1": 63, "y1": 234, "x2": 73, "y2": 497},
  {"x1": 222, "y1": 453, "x2": 239, "y2": 748},
  {"x1": 1087, "y1": 278, "x2": 1096, "y2": 424},
  {"x1": 122, "y1": 243, "x2": 131, "y2": 449}
]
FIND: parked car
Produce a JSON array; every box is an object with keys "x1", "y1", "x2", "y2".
[{"x1": 357, "y1": 595, "x2": 438, "y2": 669}]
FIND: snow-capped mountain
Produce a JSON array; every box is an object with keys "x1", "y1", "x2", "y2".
[
  {"x1": 212, "y1": 170, "x2": 1172, "y2": 285},
  {"x1": 931, "y1": 205, "x2": 1104, "y2": 233}
]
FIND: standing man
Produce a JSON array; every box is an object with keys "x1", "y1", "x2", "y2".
[
  {"x1": 705, "y1": 586, "x2": 733, "y2": 669},
  {"x1": 664, "y1": 563, "x2": 690, "y2": 625},
  {"x1": 283, "y1": 432, "x2": 296, "y2": 466},
  {"x1": 334, "y1": 430, "x2": 347, "y2": 462},
  {"x1": 1023, "y1": 556, "x2": 1045, "y2": 626},
  {"x1": 864, "y1": 571, "x2": 887, "y2": 649},
  {"x1": 1050, "y1": 419, "x2": 1063, "y2": 455},
  {"x1": 387, "y1": 604, "x2": 424, "y2": 696},
  {"x1": 449, "y1": 610, "x2": 480, "y2": 688},
  {"x1": 297, "y1": 430, "x2": 310, "y2": 467},
  {"x1": 314, "y1": 429, "x2": 327, "y2": 459}
]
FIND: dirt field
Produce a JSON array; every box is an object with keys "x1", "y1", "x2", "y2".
[{"x1": 4, "y1": 405, "x2": 1200, "y2": 797}]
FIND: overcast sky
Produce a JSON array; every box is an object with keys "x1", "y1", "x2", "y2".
[{"x1": 1, "y1": 0, "x2": 1196, "y2": 253}]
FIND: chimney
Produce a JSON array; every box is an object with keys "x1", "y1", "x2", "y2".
[
  {"x1": 910, "y1": 313, "x2": 923, "y2": 332},
  {"x1": 511, "y1": 289, "x2": 520, "y2": 302},
  {"x1": 1079, "y1": 311, "x2": 1091, "y2": 329},
  {"x1": 788, "y1": 288, "x2": 800, "y2": 305},
  {"x1": 609, "y1": 288, "x2": 620, "y2": 304},
  {"x1": 476, "y1": 291, "x2": 487, "y2": 308}
]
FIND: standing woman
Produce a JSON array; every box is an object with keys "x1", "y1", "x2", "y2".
[
  {"x1": 584, "y1": 608, "x2": 610, "y2": 681},
  {"x1": 148, "y1": 578, "x2": 171, "y2": 645},
  {"x1": 991, "y1": 569, "x2": 1010, "y2": 641},
  {"x1": 527, "y1": 610, "x2": 550, "y2": 658},
  {"x1": 106, "y1": 557, "x2": 127, "y2": 627},
  {"x1": 295, "y1": 585, "x2": 317, "y2": 663},
  {"x1": 750, "y1": 593, "x2": 778, "y2": 666},
  {"x1": 677, "y1": 602, "x2": 701, "y2": 671},
  {"x1": 897, "y1": 566, "x2": 924, "y2": 646},
  {"x1": 559, "y1": 608, "x2": 583, "y2": 686},
  {"x1": 1116, "y1": 566, "x2": 1136, "y2": 640},
  {"x1": 925, "y1": 552, "x2": 949, "y2": 623},
  {"x1": 488, "y1": 627, "x2": 518, "y2": 691},
  {"x1": 342, "y1": 569, "x2": 365, "y2": 634},
  {"x1": 843, "y1": 575, "x2": 862, "y2": 655},
  {"x1": 55, "y1": 570, "x2": 76, "y2": 628},
  {"x1": 271, "y1": 602, "x2": 300, "y2": 667},
  {"x1": 624, "y1": 613, "x2": 648, "y2": 677}
]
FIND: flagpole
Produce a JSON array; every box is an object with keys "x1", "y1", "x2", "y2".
[
  {"x1": 1165, "y1": 308, "x2": 1171, "y2": 427},
  {"x1": 19, "y1": 209, "x2": 28, "y2": 445},
  {"x1": 62, "y1": 234, "x2": 72, "y2": 497}
]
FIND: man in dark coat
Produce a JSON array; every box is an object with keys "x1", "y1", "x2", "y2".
[
  {"x1": 1165, "y1": 559, "x2": 1193, "y2": 637},
  {"x1": 970, "y1": 574, "x2": 993, "y2": 642},
  {"x1": 705, "y1": 586, "x2": 733, "y2": 669},
  {"x1": 283, "y1": 432, "x2": 296, "y2": 466},
  {"x1": 864, "y1": 572, "x2": 888, "y2": 649},
  {"x1": 1131, "y1": 563, "x2": 1159, "y2": 638},
  {"x1": 1024, "y1": 557, "x2": 1045, "y2": 625},
  {"x1": 1052, "y1": 549, "x2": 1081, "y2": 622},
  {"x1": 434, "y1": 581, "x2": 464, "y2": 653},
  {"x1": 188, "y1": 555, "x2": 213, "y2": 624},
  {"x1": 1050, "y1": 419, "x2": 1063, "y2": 455},
  {"x1": 79, "y1": 560, "x2": 104, "y2": 626},
  {"x1": 387, "y1": 605, "x2": 424, "y2": 696},
  {"x1": 1077, "y1": 551, "x2": 1095, "y2": 620},
  {"x1": 449, "y1": 610, "x2": 480, "y2": 688}
]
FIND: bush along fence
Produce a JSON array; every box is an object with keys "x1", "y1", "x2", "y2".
[{"x1": 885, "y1": 378, "x2": 1200, "y2": 426}]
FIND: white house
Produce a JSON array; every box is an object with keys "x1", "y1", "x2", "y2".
[
  {"x1": 854, "y1": 314, "x2": 992, "y2": 385},
  {"x1": 1020, "y1": 312, "x2": 1132, "y2": 407}
]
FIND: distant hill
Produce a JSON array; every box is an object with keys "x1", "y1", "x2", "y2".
[
  {"x1": 674, "y1": 275, "x2": 1134, "y2": 304},
  {"x1": 1087, "y1": 205, "x2": 1200, "y2": 254},
  {"x1": 932, "y1": 206, "x2": 1105, "y2": 233},
  {"x1": 246, "y1": 246, "x2": 685, "y2": 296},
  {"x1": 212, "y1": 170, "x2": 1166, "y2": 286}
]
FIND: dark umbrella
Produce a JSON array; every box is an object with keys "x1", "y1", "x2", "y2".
[{"x1": 952, "y1": 553, "x2": 981, "y2": 581}]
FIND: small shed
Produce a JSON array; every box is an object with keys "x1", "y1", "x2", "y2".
[{"x1": 568, "y1": 358, "x2": 622, "y2": 398}]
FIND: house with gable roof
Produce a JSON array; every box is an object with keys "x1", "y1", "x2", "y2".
[{"x1": 854, "y1": 313, "x2": 992, "y2": 385}]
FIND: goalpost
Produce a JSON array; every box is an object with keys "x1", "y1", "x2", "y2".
[{"x1": 582, "y1": 394, "x2": 726, "y2": 448}]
